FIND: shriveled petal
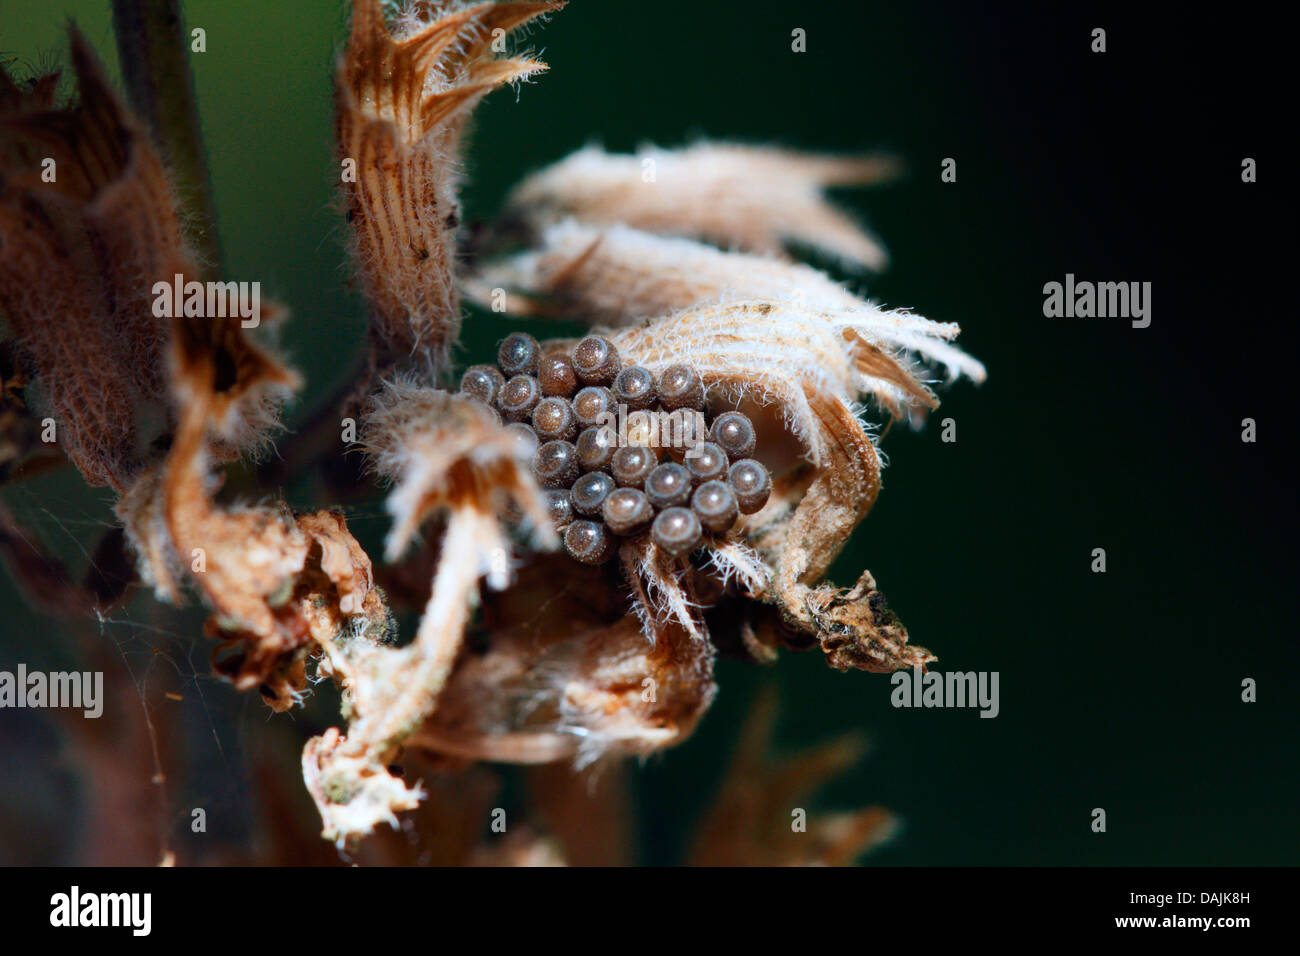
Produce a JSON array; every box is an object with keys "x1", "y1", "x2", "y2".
[
  {"x1": 503, "y1": 143, "x2": 897, "y2": 271},
  {"x1": 413, "y1": 610, "x2": 717, "y2": 769},
  {"x1": 362, "y1": 377, "x2": 555, "y2": 564},
  {"x1": 337, "y1": 0, "x2": 562, "y2": 377},
  {"x1": 610, "y1": 300, "x2": 928, "y2": 457},
  {"x1": 471, "y1": 221, "x2": 986, "y2": 386}
]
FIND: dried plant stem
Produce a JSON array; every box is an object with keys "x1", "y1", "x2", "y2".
[
  {"x1": 376, "y1": 510, "x2": 481, "y2": 745},
  {"x1": 111, "y1": 0, "x2": 223, "y2": 276}
]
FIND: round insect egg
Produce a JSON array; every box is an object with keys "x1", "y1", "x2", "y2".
[
  {"x1": 710, "y1": 411, "x2": 757, "y2": 459},
  {"x1": 602, "y1": 487, "x2": 654, "y2": 535},
  {"x1": 728, "y1": 458, "x2": 772, "y2": 514},
  {"x1": 612, "y1": 365, "x2": 656, "y2": 411},
  {"x1": 684, "y1": 441, "x2": 729, "y2": 485},
  {"x1": 571, "y1": 385, "x2": 614, "y2": 429},
  {"x1": 656, "y1": 364, "x2": 704, "y2": 412},
  {"x1": 570, "y1": 471, "x2": 616, "y2": 516},
  {"x1": 691, "y1": 480, "x2": 738, "y2": 533},
  {"x1": 610, "y1": 444, "x2": 658, "y2": 488},
  {"x1": 531, "y1": 440, "x2": 579, "y2": 489},
  {"x1": 644, "y1": 462, "x2": 691, "y2": 509},
  {"x1": 460, "y1": 364, "x2": 505, "y2": 405},
  {"x1": 575, "y1": 425, "x2": 617, "y2": 472},
  {"x1": 532, "y1": 396, "x2": 577, "y2": 442},
  {"x1": 538, "y1": 353, "x2": 578, "y2": 397},
  {"x1": 498, "y1": 374, "x2": 540, "y2": 422},
  {"x1": 572, "y1": 335, "x2": 621, "y2": 385},
  {"x1": 544, "y1": 489, "x2": 574, "y2": 529},
  {"x1": 498, "y1": 332, "x2": 540, "y2": 376},
  {"x1": 651, "y1": 507, "x2": 702, "y2": 557},
  {"x1": 564, "y1": 520, "x2": 613, "y2": 565}
]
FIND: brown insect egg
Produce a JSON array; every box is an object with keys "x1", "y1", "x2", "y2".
[
  {"x1": 571, "y1": 385, "x2": 615, "y2": 429},
  {"x1": 709, "y1": 411, "x2": 757, "y2": 459},
  {"x1": 532, "y1": 440, "x2": 579, "y2": 489},
  {"x1": 610, "y1": 444, "x2": 658, "y2": 488},
  {"x1": 498, "y1": 374, "x2": 540, "y2": 422},
  {"x1": 576, "y1": 425, "x2": 617, "y2": 472},
  {"x1": 564, "y1": 520, "x2": 614, "y2": 565},
  {"x1": 691, "y1": 480, "x2": 739, "y2": 533},
  {"x1": 728, "y1": 458, "x2": 772, "y2": 514},
  {"x1": 538, "y1": 352, "x2": 578, "y2": 397},
  {"x1": 532, "y1": 396, "x2": 577, "y2": 442},
  {"x1": 544, "y1": 489, "x2": 574, "y2": 528},
  {"x1": 644, "y1": 462, "x2": 691, "y2": 509},
  {"x1": 498, "y1": 332, "x2": 541, "y2": 376},
  {"x1": 612, "y1": 365, "x2": 656, "y2": 411},
  {"x1": 651, "y1": 507, "x2": 702, "y2": 557},
  {"x1": 602, "y1": 487, "x2": 654, "y2": 535},
  {"x1": 684, "y1": 441, "x2": 729, "y2": 485},
  {"x1": 571, "y1": 471, "x2": 616, "y2": 516},
  {"x1": 656, "y1": 364, "x2": 704, "y2": 411},
  {"x1": 460, "y1": 364, "x2": 505, "y2": 405},
  {"x1": 503, "y1": 422, "x2": 540, "y2": 460},
  {"x1": 572, "y1": 335, "x2": 621, "y2": 385}
]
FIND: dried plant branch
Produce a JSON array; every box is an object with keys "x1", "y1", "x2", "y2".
[{"x1": 689, "y1": 689, "x2": 897, "y2": 866}]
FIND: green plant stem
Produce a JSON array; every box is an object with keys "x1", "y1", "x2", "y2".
[{"x1": 111, "y1": 0, "x2": 223, "y2": 277}]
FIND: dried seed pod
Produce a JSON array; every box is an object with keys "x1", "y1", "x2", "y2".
[
  {"x1": 612, "y1": 365, "x2": 656, "y2": 411},
  {"x1": 544, "y1": 489, "x2": 574, "y2": 528},
  {"x1": 564, "y1": 519, "x2": 613, "y2": 565},
  {"x1": 460, "y1": 365, "x2": 505, "y2": 405},
  {"x1": 503, "y1": 422, "x2": 540, "y2": 460},
  {"x1": 602, "y1": 487, "x2": 654, "y2": 535},
  {"x1": 728, "y1": 458, "x2": 772, "y2": 514},
  {"x1": 571, "y1": 385, "x2": 615, "y2": 429},
  {"x1": 498, "y1": 374, "x2": 541, "y2": 422},
  {"x1": 710, "y1": 411, "x2": 757, "y2": 459},
  {"x1": 498, "y1": 332, "x2": 541, "y2": 376},
  {"x1": 645, "y1": 462, "x2": 691, "y2": 510},
  {"x1": 657, "y1": 364, "x2": 704, "y2": 412},
  {"x1": 684, "y1": 441, "x2": 729, "y2": 485},
  {"x1": 652, "y1": 507, "x2": 702, "y2": 557},
  {"x1": 537, "y1": 352, "x2": 578, "y2": 397},
  {"x1": 572, "y1": 335, "x2": 621, "y2": 385},
  {"x1": 532, "y1": 396, "x2": 577, "y2": 442},
  {"x1": 532, "y1": 440, "x2": 580, "y2": 489},
  {"x1": 571, "y1": 471, "x2": 615, "y2": 516},
  {"x1": 576, "y1": 425, "x2": 617, "y2": 472},
  {"x1": 610, "y1": 444, "x2": 658, "y2": 488},
  {"x1": 691, "y1": 480, "x2": 738, "y2": 533}
]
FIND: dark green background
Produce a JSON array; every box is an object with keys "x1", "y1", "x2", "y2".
[{"x1": 1, "y1": 1, "x2": 1294, "y2": 865}]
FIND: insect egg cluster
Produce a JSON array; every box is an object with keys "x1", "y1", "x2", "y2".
[{"x1": 458, "y1": 333, "x2": 772, "y2": 565}]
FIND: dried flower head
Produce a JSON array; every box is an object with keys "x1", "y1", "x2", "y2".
[{"x1": 1, "y1": 0, "x2": 984, "y2": 857}]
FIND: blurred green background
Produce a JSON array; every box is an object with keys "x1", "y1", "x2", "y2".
[{"x1": 1, "y1": 1, "x2": 1294, "y2": 865}]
